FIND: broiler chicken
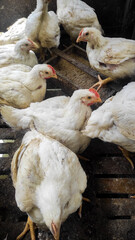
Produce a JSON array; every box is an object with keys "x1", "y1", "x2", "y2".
[
  {"x1": 82, "y1": 82, "x2": 135, "y2": 168},
  {"x1": 76, "y1": 27, "x2": 135, "y2": 90},
  {"x1": 57, "y1": 0, "x2": 103, "y2": 41},
  {"x1": 0, "y1": 64, "x2": 57, "y2": 108},
  {"x1": 25, "y1": 0, "x2": 60, "y2": 59},
  {"x1": 0, "y1": 0, "x2": 60, "y2": 59},
  {"x1": 11, "y1": 129, "x2": 87, "y2": 240},
  {"x1": 1, "y1": 88, "x2": 101, "y2": 154},
  {"x1": 0, "y1": 38, "x2": 38, "y2": 68},
  {"x1": 0, "y1": 18, "x2": 26, "y2": 45}
]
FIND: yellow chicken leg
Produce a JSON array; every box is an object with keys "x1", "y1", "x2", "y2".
[
  {"x1": 16, "y1": 216, "x2": 36, "y2": 240},
  {"x1": 78, "y1": 197, "x2": 90, "y2": 218},
  {"x1": 118, "y1": 146, "x2": 134, "y2": 169},
  {"x1": 92, "y1": 75, "x2": 113, "y2": 91}
]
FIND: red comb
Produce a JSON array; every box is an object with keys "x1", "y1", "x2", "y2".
[
  {"x1": 27, "y1": 39, "x2": 34, "y2": 45},
  {"x1": 47, "y1": 65, "x2": 56, "y2": 74},
  {"x1": 89, "y1": 88, "x2": 100, "y2": 98},
  {"x1": 79, "y1": 28, "x2": 84, "y2": 37}
]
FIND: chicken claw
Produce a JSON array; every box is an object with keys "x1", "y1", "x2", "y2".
[
  {"x1": 77, "y1": 154, "x2": 90, "y2": 161},
  {"x1": 16, "y1": 216, "x2": 36, "y2": 240},
  {"x1": 118, "y1": 146, "x2": 134, "y2": 169},
  {"x1": 78, "y1": 197, "x2": 90, "y2": 218},
  {"x1": 130, "y1": 195, "x2": 135, "y2": 199},
  {"x1": 92, "y1": 75, "x2": 112, "y2": 91}
]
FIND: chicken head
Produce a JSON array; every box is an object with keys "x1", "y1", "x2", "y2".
[
  {"x1": 15, "y1": 38, "x2": 39, "y2": 52},
  {"x1": 31, "y1": 64, "x2": 57, "y2": 80},
  {"x1": 76, "y1": 27, "x2": 103, "y2": 46},
  {"x1": 79, "y1": 88, "x2": 102, "y2": 106}
]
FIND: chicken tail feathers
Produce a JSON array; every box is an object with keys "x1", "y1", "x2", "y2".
[{"x1": 1, "y1": 105, "x2": 30, "y2": 129}]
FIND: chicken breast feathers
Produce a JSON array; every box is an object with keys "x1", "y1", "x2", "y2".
[{"x1": 12, "y1": 130, "x2": 87, "y2": 229}]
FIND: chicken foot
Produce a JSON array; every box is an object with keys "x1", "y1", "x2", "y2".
[
  {"x1": 92, "y1": 75, "x2": 113, "y2": 91},
  {"x1": 118, "y1": 146, "x2": 134, "y2": 169},
  {"x1": 78, "y1": 197, "x2": 90, "y2": 218},
  {"x1": 16, "y1": 216, "x2": 36, "y2": 240}
]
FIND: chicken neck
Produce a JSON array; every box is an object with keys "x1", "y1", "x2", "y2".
[
  {"x1": 65, "y1": 98, "x2": 90, "y2": 130},
  {"x1": 36, "y1": 0, "x2": 49, "y2": 12},
  {"x1": 87, "y1": 34, "x2": 107, "y2": 49},
  {"x1": 14, "y1": 44, "x2": 29, "y2": 56}
]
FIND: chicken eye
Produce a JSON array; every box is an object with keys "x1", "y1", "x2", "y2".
[
  {"x1": 88, "y1": 96, "x2": 91, "y2": 99},
  {"x1": 45, "y1": 71, "x2": 49, "y2": 74},
  {"x1": 25, "y1": 44, "x2": 29, "y2": 46},
  {"x1": 85, "y1": 32, "x2": 89, "y2": 36}
]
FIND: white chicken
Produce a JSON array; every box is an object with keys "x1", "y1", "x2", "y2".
[
  {"x1": 11, "y1": 129, "x2": 87, "y2": 240},
  {"x1": 25, "y1": 0, "x2": 60, "y2": 56},
  {"x1": 0, "y1": 18, "x2": 26, "y2": 45},
  {"x1": 0, "y1": 0, "x2": 60, "y2": 55},
  {"x1": 57, "y1": 0, "x2": 103, "y2": 41},
  {"x1": 76, "y1": 27, "x2": 135, "y2": 90},
  {"x1": 1, "y1": 88, "x2": 101, "y2": 154},
  {"x1": 82, "y1": 82, "x2": 135, "y2": 169},
  {"x1": 0, "y1": 64, "x2": 57, "y2": 108},
  {"x1": 0, "y1": 38, "x2": 38, "y2": 68}
]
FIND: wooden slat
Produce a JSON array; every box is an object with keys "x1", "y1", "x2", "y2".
[
  {"x1": 97, "y1": 198, "x2": 135, "y2": 216},
  {"x1": 95, "y1": 178, "x2": 135, "y2": 194}
]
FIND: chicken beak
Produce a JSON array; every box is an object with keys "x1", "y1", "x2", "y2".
[
  {"x1": 76, "y1": 36, "x2": 81, "y2": 43},
  {"x1": 32, "y1": 42, "x2": 39, "y2": 50},
  {"x1": 51, "y1": 222, "x2": 60, "y2": 240},
  {"x1": 96, "y1": 97, "x2": 102, "y2": 103},
  {"x1": 52, "y1": 74, "x2": 57, "y2": 79}
]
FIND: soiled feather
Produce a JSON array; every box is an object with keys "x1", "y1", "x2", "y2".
[
  {"x1": 77, "y1": 27, "x2": 135, "y2": 79},
  {"x1": 12, "y1": 130, "x2": 87, "y2": 238}
]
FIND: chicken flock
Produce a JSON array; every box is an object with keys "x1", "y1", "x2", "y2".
[{"x1": 0, "y1": 0, "x2": 135, "y2": 239}]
